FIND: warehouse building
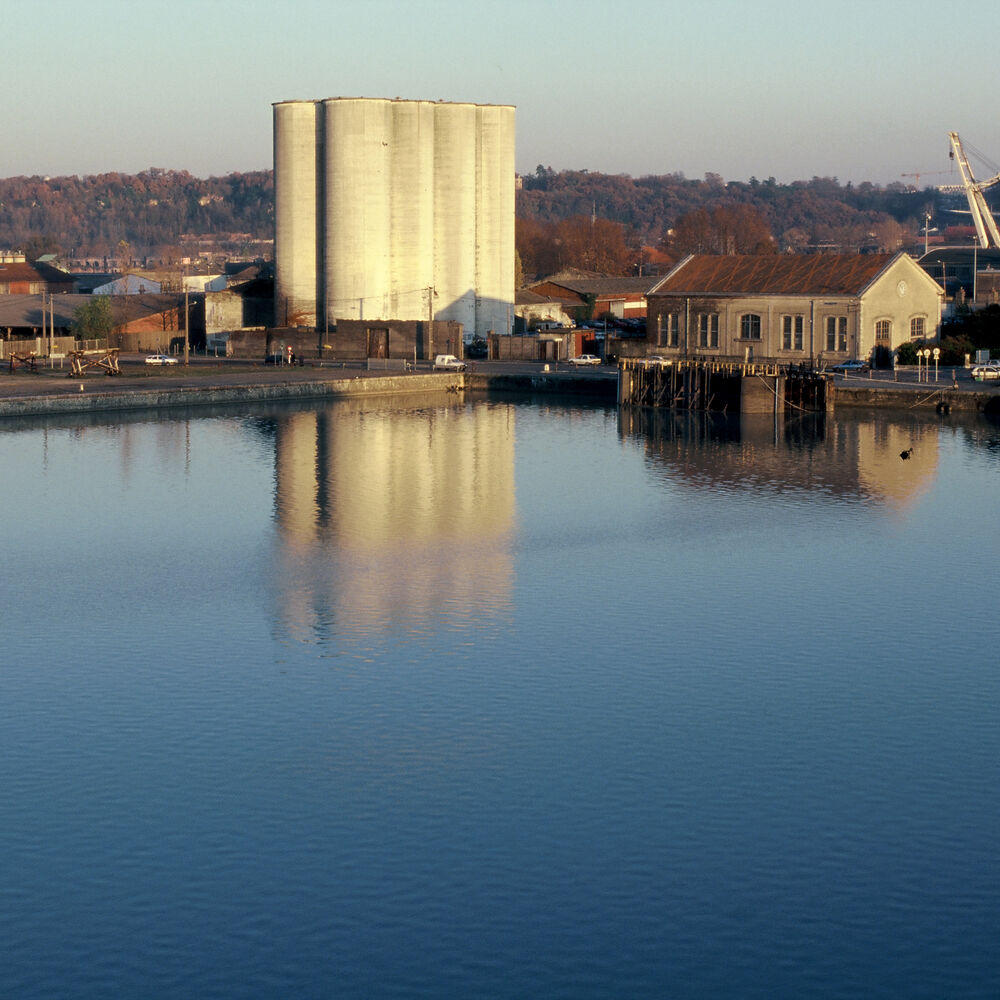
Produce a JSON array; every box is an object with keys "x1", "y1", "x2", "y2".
[{"x1": 273, "y1": 97, "x2": 515, "y2": 349}]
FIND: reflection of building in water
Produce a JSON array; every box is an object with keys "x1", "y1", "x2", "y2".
[
  {"x1": 270, "y1": 398, "x2": 515, "y2": 638},
  {"x1": 622, "y1": 409, "x2": 939, "y2": 513}
]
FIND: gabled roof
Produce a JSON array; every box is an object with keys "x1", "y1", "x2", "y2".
[
  {"x1": 516, "y1": 288, "x2": 563, "y2": 305},
  {"x1": 0, "y1": 293, "x2": 180, "y2": 328},
  {"x1": 0, "y1": 259, "x2": 75, "y2": 285},
  {"x1": 532, "y1": 273, "x2": 658, "y2": 297},
  {"x1": 650, "y1": 253, "x2": 902, "y2": 297}
]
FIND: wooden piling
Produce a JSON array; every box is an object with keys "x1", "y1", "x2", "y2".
[{"x1": 618, "y1": 358, "x2": 828, "y2": 414}]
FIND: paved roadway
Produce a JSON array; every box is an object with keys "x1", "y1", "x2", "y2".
[
  {"x1": 1, "y1": 354, "x2": 995, "y2": 402},
  {"x1": 0, "y1": 354, "x2": 616, "y2": 402},
  {"x1": 826, "y1": 366, "x2": 999, "y2": 394}
]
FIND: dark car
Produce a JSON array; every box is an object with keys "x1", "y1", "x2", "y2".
[{"x1": 831, "y1": 359, "x2": 870, "y2": 374}]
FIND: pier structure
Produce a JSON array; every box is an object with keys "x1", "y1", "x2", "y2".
[{"x1": 618, "y1": 358, "x2": 829, "y2": 414}]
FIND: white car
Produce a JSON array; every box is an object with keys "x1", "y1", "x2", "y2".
[
  {"x1": 433, "y1": 354, "x2": 466, "y2": 371},
  {"x1": 568, "y1": 354, "x2": 601, "y2": 366},
  {"x1": 971, "y1": 363, "x2": 1000, "y2": 381},
  {"x1": 144, "y1": 354, "x2": 178, "y2": 366}
]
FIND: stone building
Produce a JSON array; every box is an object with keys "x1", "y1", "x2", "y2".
[{"x1": 645, "y1": 253, "x2": 943, "y2": 367}]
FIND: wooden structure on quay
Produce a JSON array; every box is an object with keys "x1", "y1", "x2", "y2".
[
  {"x1": 618, "y1": 358, "x2": 830, "y2": 414},
  {"x1": 68, "y1": 348, "x2": 121, "y2": 377},
  {"x1": 8, "y1": 351, "x2": 39, "y2": 374}
]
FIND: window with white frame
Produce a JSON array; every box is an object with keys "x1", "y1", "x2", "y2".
[
  {"x1": 782, "y1": 314, "x2": 804, "y2": 351},
  {"x1": 698, "y1": 313, "x2": 719, "y2": 348},
  {"x1": 826, "y1": 316, "x2": 847, "y2": 352},
  {"x1": 667, "y1": 312, "x2": 680, "y2": 348},
  {"x1": 740, "y1": 313, "x2": 762, "y2": 340},
  {"x1": 910, "y1": 316, "x2": 925, "y2": 340},
  {"x1": 875, "y1": 319, "x2": 891, "y2": 344}
]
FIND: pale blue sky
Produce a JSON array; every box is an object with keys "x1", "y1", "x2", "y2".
[{"x1": 5, "y1": 0, "x2": 999, "y2": 186}]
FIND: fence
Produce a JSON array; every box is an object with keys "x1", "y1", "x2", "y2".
[{"x1": 366, "y1": 357, "x2": 413, "y2": 372}]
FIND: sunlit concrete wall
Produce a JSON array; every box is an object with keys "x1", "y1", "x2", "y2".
[
  {"x1": 273, "y1": 100, "x2": 320, "y2": 327},
  {"x1": 273, "y1": 97, "x2": 515, "y2": 342}
]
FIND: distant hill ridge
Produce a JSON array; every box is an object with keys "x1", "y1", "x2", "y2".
[{"x1": 0, "y1": 166, "x2": 967, "y2": 260}]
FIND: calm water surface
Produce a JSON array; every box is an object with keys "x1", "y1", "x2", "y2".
[{"x1": 2, "y1": 393, "x2": 999, "y2": 999}]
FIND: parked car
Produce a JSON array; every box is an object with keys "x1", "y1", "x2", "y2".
[
  {"x1": 648, "y1": 355, "x2": 671, "y2": 364},
  {"x1": 144, "y1": 354, "x2": 178, "y2": 366},
  {"x1": 831, "y1": 359, "x2": 870, "y2": 374},
  {"x1": 433, "y1": 354, "x2": 466, "y2": 371},
  {"x1": 971, "y1": 363, "x2": 1000, "y2": 381},
  {"x1": 568, "y1": 354, "x2": 601, "y2": 366}
]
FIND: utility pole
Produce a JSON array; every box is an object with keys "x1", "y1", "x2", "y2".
[{"x1": 184, "y1": 286, "x2": 190, "y2": 365}]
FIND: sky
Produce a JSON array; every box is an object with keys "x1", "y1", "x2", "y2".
[{"x1": 5, "y1": 0, "x2": 1000, "y2": 187}]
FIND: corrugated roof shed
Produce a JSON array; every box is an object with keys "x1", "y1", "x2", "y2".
[
  {"x1": 0, "y1": 293, "x2": 180, "y2": 329},
  {"x1": 653, "y1": 254, "x2": 898, "y2": 296},
  {"x1": 0, "y1": 259, "x2": 75, "y2": 287},
  {"x1": 531, "y1": 275, "x2": 658, "y2": 297}
]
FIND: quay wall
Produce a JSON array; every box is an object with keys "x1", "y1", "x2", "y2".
[
  {"x1": 465, "y1": 372, "x2": 617, "y2": 398},
  {"x1": 1, "y1": 368, "x2": 995, "y2": 420},
  {"x1": 0, "y1": 374, "x2": 463, "y2": 420},
  {"x1": 832, "y1": 383, "x2": 997, "y2": 413}
]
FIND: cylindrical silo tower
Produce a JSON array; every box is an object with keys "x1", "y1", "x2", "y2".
[
  {"x1": 433, "y1": 102, "x2": 478, "y2": 337},
  {"x1": 390, "y1": 100, "x2": 435, "y2": 322},
  {"x1": 275, "y1": 96, "x2": 515, "y2": 348},
  {"x1": 475, "y1": 104, "x2": 516, "y2": 337},
  {"x1": 324, "y1": 98, "x2": 392, "y2": 322},
  {"x1": 273, "y1": 100, "x2": 320, "y2": 328}
]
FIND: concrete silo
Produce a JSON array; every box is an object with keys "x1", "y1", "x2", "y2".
[
  {"x1": 324, "y1": 97, "x2": 392, "y2": 323},
  {"x1": 475, "y1": 104, "x2": 516, "y2": 338},
  {"x1": 273, "y1": 100, "x2": 321, "y2": 328},
  {"x1": 431, "y1": 102, "x2": 478, "y2": 336},
  {"x1": 389, "y1": 100, "x2": 435, "y2": 323},
  {"x1": 273, "y1": 96, "x2": 515, "y2": 343}
]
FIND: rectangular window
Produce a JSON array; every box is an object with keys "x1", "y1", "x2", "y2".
[
  {"x1": 740, "y1": 314, "x2": 762, "y2": 340},
  {"x1": 910, "y1": 317, "x2": 925, "y2": 340},
  {"x1": 826, "y1": 316, "x2": 848, "y2": 352},
  {"x1": 875, "y1": 320, "x2": 892, "y2": 344},
  {"x1": 783, "y1": 315, "x2": 804, "y2": 351},
  {"x1": 698, "y1": 313, "x2": 719, "y2": 348},
  {"x1": 660, "y1": 312, "x2": 680, "y2": 348}
]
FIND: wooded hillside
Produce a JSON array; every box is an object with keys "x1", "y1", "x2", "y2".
[
  {"x1": 0, "y1": 165, "x2": 973, "y2": 271},
  {"x1": 0, "y1": 169, "x2": 273, "y2": 263}
]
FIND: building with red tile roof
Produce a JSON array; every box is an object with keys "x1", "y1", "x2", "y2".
[{"x1": 645, "y1": 253, "x2": 943, "y2": 368}]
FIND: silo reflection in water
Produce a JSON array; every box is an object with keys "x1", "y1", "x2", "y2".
[{"x1": 272, "y1": 398, "x2": 515, "y2": 640}]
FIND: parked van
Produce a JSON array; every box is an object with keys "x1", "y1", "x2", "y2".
[{"x1": 433, "y1": 354, "x2": 466, "y2": 371}]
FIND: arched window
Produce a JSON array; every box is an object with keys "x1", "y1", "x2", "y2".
[
  {"x1": 910, "y1": 316, "x2": 925, "y2": 340},
  {"x1": 875, "y1": 320, "x2": 892, "y2": 343},
  {"x1": 740, "y1": 314, "x2": 761, "y2": 340}
]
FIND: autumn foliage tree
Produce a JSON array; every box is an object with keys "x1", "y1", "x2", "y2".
[
  {"x1": 666, "y1": 204, "x2": 775, "y2": 256},
  {"x1": 516, "y1": 215, "x2": 633, "y2": 282}
]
